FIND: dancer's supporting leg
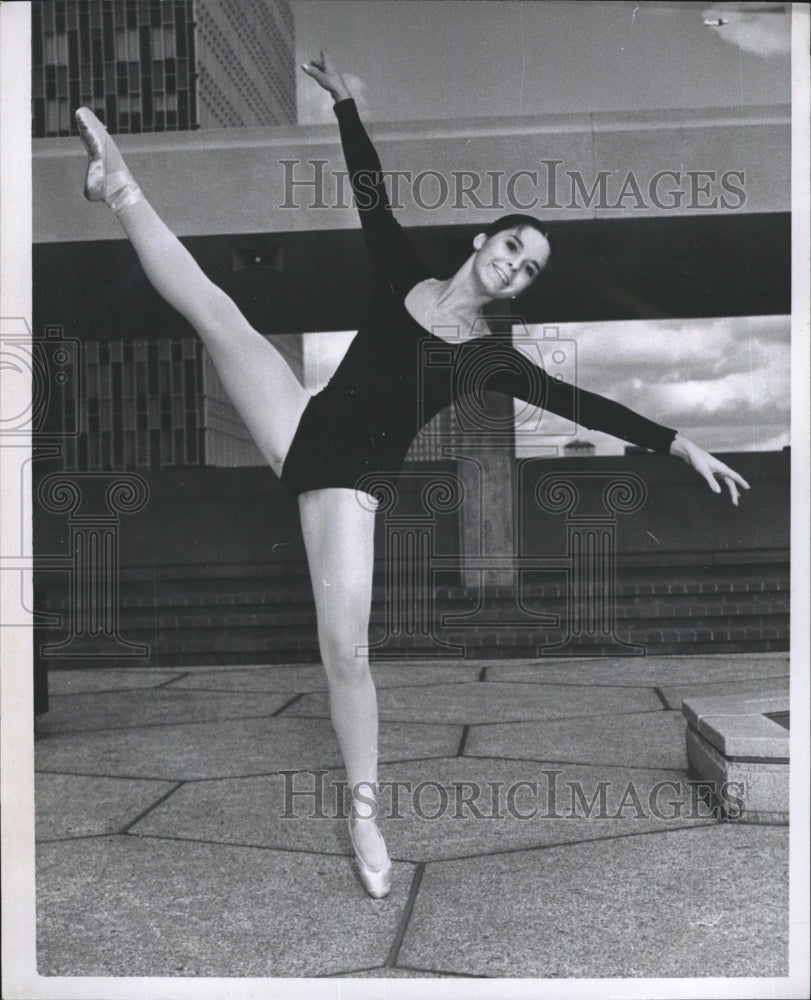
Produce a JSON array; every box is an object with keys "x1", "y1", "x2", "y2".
[
  {"x1": 298, "y1": 488, "x2": 389, "y2": 876},
  {"x1": 76, "y1": 108, "x2": 309, "y2": 474},
  {"x1": 78, "y1": 107, "x2": 387, "y2": 886}
]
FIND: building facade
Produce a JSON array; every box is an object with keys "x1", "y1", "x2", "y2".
[
  {"x1": 31, "y1": 0, "x2": 295, "y2": 138},
  {"x1": 32, "y1": 0, "x2": 299, "y2": 470},
  {"x1": 194, "y1": 0, "x2": 295, "y2": 128}
]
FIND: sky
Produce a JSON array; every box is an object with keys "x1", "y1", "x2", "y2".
[
  {"x1": 293, "y1": 1, "x2": 791, "y2": 454},
  {"x1": 294, "y1": 1, "x2": 791, "y2": 124},
  {"x1": 513, "y1": 315, "x2": 790, "y2": 456}
]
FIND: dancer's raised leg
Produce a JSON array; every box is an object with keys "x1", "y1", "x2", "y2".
[
  {"x1": 298, "y1": 488, "x2": 390, "y2": 894},
  {"x1": 76, "y1": 108, "x2": 309, "y2": 476}
]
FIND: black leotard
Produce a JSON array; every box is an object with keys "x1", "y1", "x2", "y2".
[{"x1": 279, "y1": 99, "x2": 677, "y2": 497}]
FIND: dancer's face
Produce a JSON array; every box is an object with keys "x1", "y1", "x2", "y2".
[{"x1": 472, "y1": 226, "x2": 550, "y2": 300}]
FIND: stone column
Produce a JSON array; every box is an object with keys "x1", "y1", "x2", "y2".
[{"x1": 450, "y1": 311, "x2": 517, "y2": 591}]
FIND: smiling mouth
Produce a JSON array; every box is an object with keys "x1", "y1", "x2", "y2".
[{"x1": 493, "y1": 263, "x2": 509, "y2": 286}]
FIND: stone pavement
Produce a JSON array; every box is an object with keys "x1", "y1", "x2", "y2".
[{"x1": 35, "y1": 653, "x2": 790, "y2": 981}]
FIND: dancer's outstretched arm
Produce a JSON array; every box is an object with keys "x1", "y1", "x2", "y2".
[
  {"x1": 488, "y1": 343, "x2": 750, "y2": 505},
  {"x1": 304, "y1": 53, "x2": 427, "y2": 296}
]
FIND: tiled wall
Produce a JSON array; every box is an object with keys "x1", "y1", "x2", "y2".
[
  {"x1": 31, "y1": 0, "x2": 295, "y2": 138},
  {"x1": 60, "y1": 337, "x2": 205, "y2": 470},
  {"x1": 32, "y1": 0, "x2": 196, "y2": 136}
]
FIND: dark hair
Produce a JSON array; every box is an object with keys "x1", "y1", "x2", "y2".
[{"x1": 483, "y1": 213, "x2": 551, "y2": 247}]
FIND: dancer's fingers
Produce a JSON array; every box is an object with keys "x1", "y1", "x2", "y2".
[
  {"x1": 302, "y1": 53, "x2": 342, "y2": 96},
  {"x1": 723, "y1": 476, "x2": 740, "y2": 507},
  {"x1": 723, "y1": 467, "x2": 750, "y2": 490},
  {"x1": 707, "y1": 457, "x2": 750, "y2": 495},
  {"x1": 302, "y1": 62, "x2": 328, "y2": 89},
  {"x1": 694, "y1": 457, "x2": 721, "y2": 495}
]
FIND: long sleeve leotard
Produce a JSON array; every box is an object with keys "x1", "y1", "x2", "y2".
[{"x1": 279, "y1": 99, "x2": 677, "y2": 497}]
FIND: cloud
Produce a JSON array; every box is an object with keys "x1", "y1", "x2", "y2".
[
  {"x1": 702, "y1": 5, "x2": 791, "y2": 58},
  {"x1": 517, "y1": 315, "x2": 790, "y2": 454},
  {"x1": 298, "y1": 72, "x2": 370, "y2": 125}
]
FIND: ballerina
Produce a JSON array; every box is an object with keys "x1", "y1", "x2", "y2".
[{"x1": 75, "y1": 52, "x2": 749, "y2": 898}]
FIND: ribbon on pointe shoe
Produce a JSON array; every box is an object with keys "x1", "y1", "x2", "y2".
[
  {"x1": 76, "y1": 108, "x2": 142, "y2": 212},
  {"x1": 105, "y1": 171, "x2": 143, "y2": 212}
]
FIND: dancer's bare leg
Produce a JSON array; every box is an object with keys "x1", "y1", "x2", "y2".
[
  {"x1": 79, "y1": 108, "x2": 385, "y2": 870},
  {"x1": 76, "y1": 108, "x2": 309, "y2": 474},
  {"x1": 298, "y1": 488, "x2": 387, "y2": 870}
]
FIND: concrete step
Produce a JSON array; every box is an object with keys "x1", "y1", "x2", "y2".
[
  {"x1": 39, "y1": 634, "x2": 789, "y2": 669},
  {"x1": 35, "y1": 560, "x2": 789, "y2": 666},
  {"x1": 35, "y1": 597, "x2": 789, "y2": 643},
  {"x1": 39, "y1": 557, "x2": 789, "y2": 604},
  {"x1": 37, "y1": 614, "x2": 789, "y2": 667},
  {"x1": 38, "y1": 570, "x2": 789, "y2": 611}
]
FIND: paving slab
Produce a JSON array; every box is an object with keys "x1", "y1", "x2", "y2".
[
  {"x1": 286, "y1": 681, "x2": 663, "y2": 725},
  {"x1": 35, "y1": 688, "x2": 294, "y2": 735},
  {"x1": 47, "y1": 668, "x2": 185, "y2": 694},
  {"x1": 465, "y1": 709, "x2": 688, "y2": 770},
  {"x1": 36, "y1": 773, "x2": 177, "y2": 840},
  {"x1": 167, "y1": 661, "x2": 480, "y2": 694},
  {"x1": 659, "y1": 673, "x2": 790, "y2": 710},
  {"x1": 482, "y1": 653, "x2": 790, "y2": 687},
  {"x1": 398, "y1": 824, "x2": 788, "y2": 978},
  {"x1": 35, "y1": 716, "x2": 462, "y2": 781},
  {"x1": 36, "y1": 836, "x2": 414, "y2": 977},
  {"x1": 334, "y1": 967, "x2": 458, "y2": 977},
  {"x1": 130, "y1": 757, "x2": 716, "y2": 862}
]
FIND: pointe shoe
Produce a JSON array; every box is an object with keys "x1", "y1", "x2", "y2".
[
  {"x1": 347, "y1": 814, "x2": 391, "y2": 899},
  {"x1": 75, "y1": 107, "x2": 142, "y2": 212}
]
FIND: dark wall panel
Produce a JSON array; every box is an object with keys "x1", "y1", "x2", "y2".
[{"x1": 34, "y1": 213, "x2": 790, "y2": 341}]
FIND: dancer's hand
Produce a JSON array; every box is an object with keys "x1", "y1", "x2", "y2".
[
  {"x1": 669, "y1": 433, "x2": 750, "y2": 506},
  {"x1": 302, "y1": 51, "x2": 352, "y2": 103}
]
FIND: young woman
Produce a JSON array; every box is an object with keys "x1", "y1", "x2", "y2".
[{"x1": 75, "y1": 53, "x2": 749, "y2": 899}]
